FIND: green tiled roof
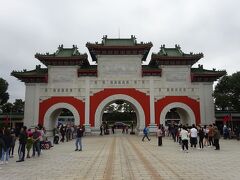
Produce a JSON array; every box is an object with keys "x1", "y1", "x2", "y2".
[
  {"x1": 35, "y1": 45, "x2": 82, "y2": 57},
  {"x1": 11, "y1": 65, "x2": 47, "y2": 77},
  {"x1": 191, "y1": 65, "x2": 226, "y2": 82},
  {"x1": 86, "y1": 36, "x2": 152, "y2": 62},
  {"x1": 156, "y1": 44, "x2": 202, "y2": 57},
  {"x1": 103, "y1": 35, "x2": 136, "y2": 46},
  {"x1": 191, "y1": 65, "x2": 226, "y2": 74}
]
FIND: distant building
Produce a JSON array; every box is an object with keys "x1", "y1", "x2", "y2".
[{"x1": 12, "y1": 36, "x2": 225, "y2": 133}]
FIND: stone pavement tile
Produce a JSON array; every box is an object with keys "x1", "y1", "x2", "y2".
[{"x1": 1, "y1": 135, "x2": 240, "y2": 180}]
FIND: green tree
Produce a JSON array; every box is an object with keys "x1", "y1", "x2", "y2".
[
  {"x1": 1, "y1": 102, "x2": 13, "y2": 113},
  {"x1": 213, "y1": 72, "x2": 240, "y2": 111},
  {"x1": 122, "y1": 103, "x2": 135, "y2": 113},
  {"x1": 229, "y1": 72, "x2": 240, "y2": 110},
  {"x1": 0, "y1": 78, "x2": 9, "y2": 105},
  {"x1": 12, "y1": 99, "x2": 24, "y2": 113}
]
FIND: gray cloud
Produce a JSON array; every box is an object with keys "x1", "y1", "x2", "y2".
[{"x1": 0, "y1": 0, "x2": 239, "y2": 102}]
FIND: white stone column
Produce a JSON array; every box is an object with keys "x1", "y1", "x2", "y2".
[
  {"x1": 149, "y1": 79, "x2": 157, "y2": 133},
  {"x1": 150, "y1": 79, "x2": 155, "y2": 123},
  {"x1": 84, "y1": 79, "x2": 91, "y2": 133}
]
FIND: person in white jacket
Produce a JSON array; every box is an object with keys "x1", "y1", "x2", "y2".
[{"x1": 180, "y1": 126, "x2": 189, "y2": 153}]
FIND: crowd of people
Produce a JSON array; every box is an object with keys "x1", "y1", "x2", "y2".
[
  {"x1": 1, "y1": 121, "x2": 239, "y2": 171},
  {"x1": 154, "y1": 123, "x2": 222, "y2": 152},
  {"x1": 0, "y1": 123, "x2": 87, "y2": 170},
  {"x1": 0, "y1": 125, "x2": 54, "y2": 170},
  {"x1": 53, "y1": 124, "x2": 85, "y2": 144},
  {"x1": 100, "y1": 122, "x2": 134, "y2": 135}
]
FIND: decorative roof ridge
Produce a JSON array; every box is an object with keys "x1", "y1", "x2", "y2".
[
  {"x1": 86, "y1": 35, "x2": 152, "y2": 46},
  {"x1": 191, "y1": 65, "x2": 226, "y2": 73},
  {"x1": 156, "y1": 44, "x2": 203, "y2": 57},
  {"x1": 35, "y1": 45, "x2": 88, "y2": 57},
  {"x1": 11, "y1": 66, "x2": 48, "y2": 76}
]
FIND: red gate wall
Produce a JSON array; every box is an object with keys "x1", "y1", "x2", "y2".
[
  {"x1": 89, "y1": 88, "x2": 150, "y2": 127},
  {"x1": 155, "y1": 96, "x2": 201, "y2": 125},
  {"x1": 39, "y1": 96, "x2": 85, "y2": 126}
]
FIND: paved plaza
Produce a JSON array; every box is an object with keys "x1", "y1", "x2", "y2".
[{"x1": 0, "y1": 132, "x2": 240, "y2": 180}]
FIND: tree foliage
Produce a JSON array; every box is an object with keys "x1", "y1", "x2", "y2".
[
  {"x1": 104, "y1": 102, "x2": 135, "y2": 113},
  {"x1": 1, "y1": 99, "x2": 24, "y2": 113},
  {"x1": 213, "y1": 72, "x2": 240, "y2": 111},
  {"x1": 1, "y1": 102, "x2": 13, "y2": 113},
  {"x1": 102, "y1": 102, "x2": 136, "y2": 123},
  {"x1": 12, "y1": 99, "x2": 24, "y2": 113},
  {"x1": 0, "y1": 78, "x2": 9, "y2": 105}
]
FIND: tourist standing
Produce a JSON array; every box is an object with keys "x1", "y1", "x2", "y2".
[
  {"x1": 75, "y1": 125, "x2": 84, "y2": 151},
  {"x1": 178, "y1": 125, "x2": 182, "y2": 145},
  {"x1": 142, "y1": 126, "x2": 151, "y2": 141},
  {"x1": 66, "y1": 125, "x2": 71, "y2": 142},
  {"x1": 100, "y1": 124, "x2": 103, "y2": 136},
  {"x1": 112, "y1": 125, "x2": 115, "y2": 134},
  {"x1": 32, "y1": 127, "x2": 41, "y2": 157},
  {"x1": 208, "y1": 125, "x2": 214, "y2": 146},
  {"x1": 60, "y1": 125, "x2": 66, "y2": 142},
  {"x1": 0, "y1": 128, "x2": 12, "y2": 165},
  {"x1": 122, "y1": 126, "x2": 125, "y2": 134},
  {"x1": 26, "y1": 129, "x2": 33, "y2": 158},
  {"x1": 213, "y1": 126, "x2": 220, "y2": 150},
  {"x1": 53, "y1": 126, "x2": 60, "y2": 144},
  {"x1": 0, "y1": 129, "x2": 5, "y2": 161},
  {"x1": 156, "y1": 125, "x2": 163, "y2": 146},
  {"x1": 203, "y1": 125, "x2": 209, "y2": 146},
  {"x1": 16, "y1": 126, "x2": 27, "y2": 162},
  {"x1": 9, "y1": 129, "x2": 16, "y2": 158},
  {"x1": 190, "y1": 124, "x2": 198, "y2": 148},
  {"x1": 236, "y1": 126, "x2": 240, "y2": 140},
  {"x1": 223, "y1": 125, "x2": 229, "y2": 139},
  {"x1": 198, "y1": 126, "x2": 204, "y2": 149},
  {"x1": 180, "y1": 126, "x2": 189, "y2": 152},
  {"x1": 126, "y1": 126, "x2": 129, "y2": 134}
]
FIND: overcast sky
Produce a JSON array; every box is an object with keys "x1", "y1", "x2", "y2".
[{"x1": 0, "y1": 0, "x2": 240, "y2": 102}]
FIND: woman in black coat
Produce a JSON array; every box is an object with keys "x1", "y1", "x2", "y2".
[{"x1": 1, "y1": 128, "x2": 12, "y2": 164}]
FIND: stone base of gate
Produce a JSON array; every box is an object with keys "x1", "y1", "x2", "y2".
[
  {"x1": 148, "y1": 123, "x2": 158, "y2": 135},
  {"x1": 83, "y1": 124, "x2": 91, "y2": 135}
]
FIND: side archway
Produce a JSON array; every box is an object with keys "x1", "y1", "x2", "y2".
[
  {"x1": 160, "y1": 102, "x2": 195, "y2": 126},
  {"x1": 43, "y1": 103, "x2": 80, "y2": 131},
  {"x1": 155, "y1": 96, "x2": 201, "y2": 125},
  {"x1": 39, "y1": 96, "x2": 85, "y2": 127},
  {"x1": 94, "y1": 94, "x2": 146, "y2": 130}
]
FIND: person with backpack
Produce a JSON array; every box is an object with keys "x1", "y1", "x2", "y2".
[{"x1": 142, "y1": 125, "x2": 151, "y2": 141}]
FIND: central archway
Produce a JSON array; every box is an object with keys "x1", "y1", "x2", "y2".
[{"x1": 94, "y1": 94, "x2": 145, "y2": 131}]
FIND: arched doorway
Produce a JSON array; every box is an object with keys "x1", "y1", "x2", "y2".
[
  {"x1": 93, "y1": 94, "x2": 146, "y2": 131},
  {"x1": 43, "y1": 103, "x2": 80, "y2": 132},
  {"x1": 160, "y1": 102, "x2": 195, "y2": 126},
  {"x1": 101, "y1": 100, "x2": 137, "y2": 133}
]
